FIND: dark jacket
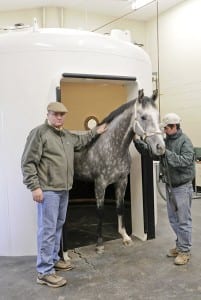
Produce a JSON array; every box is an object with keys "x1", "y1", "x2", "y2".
[
  {"x1": 134, "y1": 129, "x2": 195, "y2": 187},
  {"x1": 21, "y1": 121, "x2": 97, "y2": 191}
]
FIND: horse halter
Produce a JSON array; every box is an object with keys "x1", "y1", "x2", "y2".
[{"x1": 133, "y1": 100, "x2": 163, "y2": 141}]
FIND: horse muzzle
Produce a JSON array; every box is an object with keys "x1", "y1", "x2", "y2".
[{"x1": 156, "y1": 143, "x2": 165, "y2": 155}]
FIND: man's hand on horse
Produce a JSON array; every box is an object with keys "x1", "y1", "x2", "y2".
[{"x1": 96, "y1": 123, "x2": 107, "y2": 134}]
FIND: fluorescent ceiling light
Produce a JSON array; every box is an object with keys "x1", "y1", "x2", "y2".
[{"x1": 131, "y1": 0, "x2": 155, "y2": 10}]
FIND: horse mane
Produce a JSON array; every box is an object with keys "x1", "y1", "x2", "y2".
[
  {"x1": 99, "y1": 94, "x2": 156, "y2": 126},
  {"x1": 99, "y1": 99, "x2": 136, "y2": 125},
  {"x1": 78, "y1": 100, "x2": 135, "y2": 149},
  {"x1": 79, "y1": 100, "x2": 136, "y2": 149},
  {"x1": 77, "y1": 93, "x2": 156, "y2": 150}
]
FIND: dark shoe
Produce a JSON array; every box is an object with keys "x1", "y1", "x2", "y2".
[
  {"x1": 174, "y1": 252, "x2": 190, "y2": 265},
  {"x1": 37, "y1": 273, "x2": 67, "y2": 288},
  {"x1": 167, "y1": 247, "x2": 179, "y2": 257},
  {"x1": 55, "y1": 259, "x2": 74, "y2": 271}
]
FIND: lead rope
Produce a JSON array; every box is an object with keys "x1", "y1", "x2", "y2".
[
  {"x1": 161, "y1": 154, "x2": 178, "y2": 212},
  {"x1": 133, "y1": 101, "x2": 177, "y2": 211}
]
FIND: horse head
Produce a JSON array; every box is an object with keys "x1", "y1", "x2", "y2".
[{"x1": 133, "y1": 89, "x2": 165, "y2": 156}]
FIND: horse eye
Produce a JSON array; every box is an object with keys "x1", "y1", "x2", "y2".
[{"x1": 141, "y1": 115, "x2": 146, "y2": 121}]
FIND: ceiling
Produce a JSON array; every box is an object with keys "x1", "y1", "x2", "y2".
[{"x1": 0, "y1": 0, "x2": 185, "y2": 21}]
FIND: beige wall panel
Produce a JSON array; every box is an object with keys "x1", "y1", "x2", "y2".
[
  {"x1": 145, "y1": 0, "x2": 201, "y2": 147},
  {"x1": 61, "y1": 81, "x2": 127, "y2": 130}
]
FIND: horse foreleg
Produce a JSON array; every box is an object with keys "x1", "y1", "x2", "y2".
[
  {"x1": 95, "y1": 180, "x2": 106, "y2": 254},
  {"x1": 96, "y1": 205, "x2": 104, "y2": 254},
  {"x1": 115, "y1": 179, "x2": 132, "y2": 246}
]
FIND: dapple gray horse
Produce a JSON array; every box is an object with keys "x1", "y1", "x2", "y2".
[{"x1": 73, "y1": 89, "x2": 165, "y2": 253}]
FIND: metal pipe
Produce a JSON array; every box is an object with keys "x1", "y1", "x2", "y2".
[
  {"x1": 60, "y1": 7, "x2": 64, "y2": 28},
  {"x1": 42, "y1": 7, "x2": 46, "y2": 28}
]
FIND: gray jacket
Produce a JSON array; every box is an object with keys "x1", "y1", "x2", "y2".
[{"x1": 21, "y1": 121, "x2": 97, "y2": 191}]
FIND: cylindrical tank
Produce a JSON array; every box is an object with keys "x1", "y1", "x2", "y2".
[{"x1": 0, "y1": 27, "x2": 152, "y2": 255}]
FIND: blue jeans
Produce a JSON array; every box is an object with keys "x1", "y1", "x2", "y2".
[
  {"x1": 36, "y1": 190, "x2": 69, "y2": 275},
  {"x1": 166, "y1": 182, "x2": 193, "y2": 252}
]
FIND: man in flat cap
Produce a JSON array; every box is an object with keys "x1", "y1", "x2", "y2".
[{"x1": 21, "y1": 102, "x2": 107, "y2": 288}]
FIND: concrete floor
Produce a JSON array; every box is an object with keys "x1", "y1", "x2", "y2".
[{"x1": 1, "y1": 193, "x2": 201, "y2": 300}]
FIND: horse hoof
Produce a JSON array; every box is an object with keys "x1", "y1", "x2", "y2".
[
  {"x1": 96, "y1": 245, "x2": 105, "y2": 254},
  {"x1": 63, "y1": 251, "x2": 71, "y2": 261},
  {"x1": 123, "y1": 238, "x2": 133, "y2": 246}
]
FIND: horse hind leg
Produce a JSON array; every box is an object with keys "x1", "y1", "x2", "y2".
[
  {"x1": 118, "y1": 215, "x2": 132, "y2": 246},
  {"x1": 115, "y1": 179, "x2": 132, "y2": 246}
]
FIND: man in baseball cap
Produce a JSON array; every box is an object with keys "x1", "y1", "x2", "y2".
[
  {"x1": 160, "y1": 112, "x2": 181, "y2": 129},
  {"x1": 160, "y1": 112, "x2": 194, "y2": 265},
  {"x1": 135, "y1": 110, "x2": 195, "y2": 266}
]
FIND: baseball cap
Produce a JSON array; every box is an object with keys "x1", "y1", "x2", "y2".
[{"x1": 161, "y1": 113, "x2": 181, "y2": 128}]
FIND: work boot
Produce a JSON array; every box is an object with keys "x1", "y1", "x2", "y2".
[
  {"x1": 167, "y1": 247, "x2": 179, "y2": 257},
  {"x1": 37, "y1": 273, "x2": 67, "y2": 287},
  {"x1": 55, "y1": 259, "x2": 74, "y2": 271},
  {"x1": 174, "y1": 252, "x2": 190, "y2": 265}
]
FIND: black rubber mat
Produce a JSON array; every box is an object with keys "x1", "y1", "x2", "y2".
[{"x1": 62, "y1": 201, "x2": 131, "y2": 250}]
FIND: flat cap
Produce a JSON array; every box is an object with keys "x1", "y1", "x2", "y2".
[{"x1": 47, "y1": 102, "x2": 68, "y2": 113}]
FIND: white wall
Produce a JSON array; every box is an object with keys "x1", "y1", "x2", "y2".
[{"x1": 146, "y1": 0, "x2": 201, "y2": 147}]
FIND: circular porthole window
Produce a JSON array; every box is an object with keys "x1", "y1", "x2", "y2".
[{"x1": 84, "y1": 116, "x2": 99, "y2": 130}]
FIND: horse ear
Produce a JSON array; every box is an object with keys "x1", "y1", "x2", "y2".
[
  {"x1": 138, "y1": 89, "x2": 144, "y2": 102},
  {"x1": 152, "y1": 89, "x2": 158, "y2": 101}
]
